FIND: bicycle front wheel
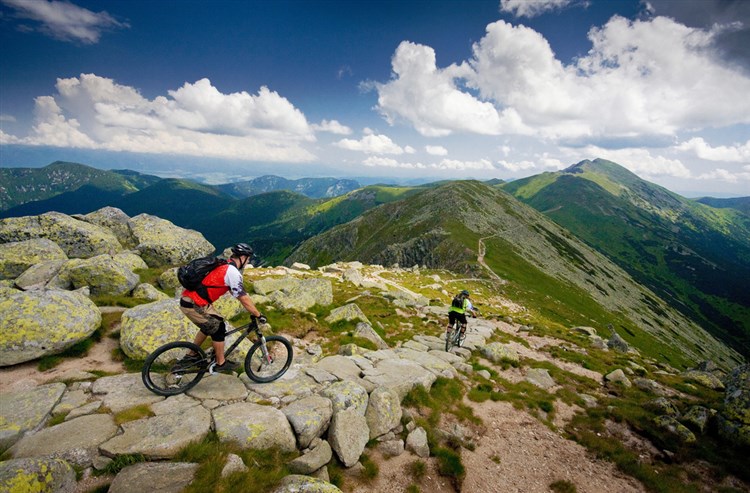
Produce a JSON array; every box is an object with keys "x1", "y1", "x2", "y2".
[
  {"x1": 142, "y1": 341, "x2": 207, "y2": 396},
  {"x1": 244, "y1": 335, "x2": 293, "y2": 383},
  {"x1": 445, "y1": 326, "x2": 455, "y2": 352}
]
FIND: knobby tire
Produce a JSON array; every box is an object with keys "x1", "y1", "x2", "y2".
[
  {"x1": 244, "y1": 335, "x2": 293, "y2": 383},
  {"x1": 142, "y1": 341, "x2": 207, "y2": 396}
]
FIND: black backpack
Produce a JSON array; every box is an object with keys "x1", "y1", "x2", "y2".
[
  {"x1": 177, "y1": 256, "x2": 225, "y2": 300},
  {"x1": 451, "y1": 293, "x2": 465, "y2": 309}
]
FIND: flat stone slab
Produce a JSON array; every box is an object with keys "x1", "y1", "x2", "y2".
[
  {"x1": 100, "y1": 405, "x2": 211, "y2": 459},
  {"x1": 214, "y1": 402, "x2": 296, "y2": 452},
  {"x1": 10, "y1": 414, "x2": 118, "y2": 467},
  {"x1": 395, "y1": 348, "x2": 457, "y2": 377},
  {"x1": 243, "y1": 373, "x2": 320, "y2": 401},
  {"x1": 0, "y1": 383, "x2": 66, "y2": 452},
  {"x1": 0, "y1": 457, "x2": 76, "y2": 493},
  {"x1": 187, "y1": 373, "x2": 249, "y2": 401},
  {"x1": 108, "y1": 462, "x2": 199, "y2": 493},
  {"x1": 362, "y1": 358, "x2": 437, "y2": 399},
  {"x1": 91, "y1": 373, "x2": 164, "y2": 413}
]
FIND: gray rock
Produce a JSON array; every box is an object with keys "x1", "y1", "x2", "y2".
[
  {"x1": 100, "y1": 406, "x2": 211, "y2": 459},
  {"x1": 68, "y1": 254, "x2": 140, "y2": 296},
  {"x1": 282, "y1": 395, "x2": 333, "y2": 448},
  {"x1": 131, "y1": 282, "x2": 170, "y2": 301},
  {"x1": 683, "y1": 370, "x2": 725, "y2": 390},
  {"x1": 377, "y1": 439, "x2": 405, "y2": 457},
  {"x1": 0, "y1": 383, "x2": 66, "y2": 451},
  {"x1": 653, "y1": 415, "x2": 696, "y2": 443},
  {"x1": 213, "y1": 402, "x2": 296, "y2": 452},
  {"x1": 395, "y1": 348, "x2": 456, "y2": 378},
  {"x1": 243, "y1": 373, "x2": 320, "y2": 401},
  {"x1": 607, "y1": 332, "x2": 630, "y2": 353},
  {"x1": 682, "y1": 406, "x2": 714, "y2": 434},
  {"x1": 718, "y1": 364, "x2": 750, "y2": 446},
  {"x1": 221, "y1": 453, "x2": 248, "y2": 477},
  {"x1": 0, "y1": 457, "x2": 76, "y2": 493},
  {"x1": 186, "y1": 373, "x2": 249, "y2": 401},
  {"x1": 90, "y1": 373, "x2": 164, "y2": 414},
  {"x1": 406, "y1": 426, "x2": 430, "y2": 458},
  {"x1": 0, "y1": 289, "x2": 101, "y2": 366},
  {"x1": 633, "y1": 377, "x2": 666, "y2": 395},
  {"x1": 10, "y1": 414, "x2": 118, "y2": 467},
  {"x1": 353, "y1": 322, "x2": 388, "y2": 349},
  {"x1": 119, "y1": 300, "x2": 198, "y2": 360},
  {"x1": 604, "y1": 369, "x2": 632, "y2": 388},
  {"x1": 479, "y1": 343, "x2": 519, "y2": 364},
  {"x1": 402, "y1": 340, "x2": 429, "y2": 352},
  {"x1": 288, "y1": 440, "x2": 333, "y2": 474},
  {"x1": 571, "y1": 326, "x2": 598, "y2": 337},
  {"x1": 362, "y1": 357, "x2": 437, "y2": 399},
  {"x1": 326, "y1": 303, "x2": 370, "y2": 325},
  {"x1": 129, "y1": 213, "x2": 214, "y2": 267},
  {"x1": 315, "y1": 355, "x2": 365, "y2": 382},
  {"x1": 365, "y1": 387, "x2": 402, "y2": 439},
  {"x1": 108, "y1": 462, "x2": 199, "y2": 493},
  {"x1": 263, "y1": 277, "x2": 334, "y2": 312},
  {"x1": 525, "y1": 368, "x2": 556, "y2": 389},
  {"x1": 305, "y1": 367, "x2": 339, "y2": 384},
  {"x1": 273, "y1": 474, "x2": 343, "y2": 493},
  {"x1": 13, "y1": 259, "x2": 67, "y2": 289},
  {"x1": 646, "y1": 397, "x2": 680, "y2": 416},
  {"x1": 578, "y1": 393, "x2": 599, "y2": 408},
  {"x1": 83, "y1": 206, "x2": 136, "y2": 249},
  {"x1": 319, "y1": 380, "x2": 369, "y2": 416},
  {"x1": 329, "y1": 408, "x2": 369, "y2": 467}
]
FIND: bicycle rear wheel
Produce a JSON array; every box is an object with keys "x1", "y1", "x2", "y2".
[
  {"x1": 244, "y1": 335, "x2": 293, "y2": 383},
  {"x1": 142, "y1": 341, "x2": 208, "y2": 396}
]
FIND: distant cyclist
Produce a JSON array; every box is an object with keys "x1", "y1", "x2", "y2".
[
  {"x1": 178, "y1": 243, "x2": 264, "y2": 372},
  {"x1": 447, "y1": 289, "x2": 478, "y2": 344}
]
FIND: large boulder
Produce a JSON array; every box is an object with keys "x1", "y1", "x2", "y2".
[
  {"x1": 365, "y1": 387, "x2": 402, "y2": 439},
  {"x1": 325, "y1": 303, "x2": 370, "y2": 325},
  {"x1": 83, "y1": 206, "x2": 137, "y2": 248},
  {"x1": 1, "y1": 212, "x2": 122, "y2": 258},
  {"x1": 108, "y1": 462, "x2": 199, "y2": 493},
  {"x1": 282, "y1": 395, "x2": 333, "y2": 449},
  {"x1": 273, "y1": 475, "x2": 343, "y2": 493},
  {"x1": 479, "y1": 342, "x2": 519, "y2": 364},
  {"x1": 68, "y1": 254, "x2": 140, "y2": 296},
  {"x1": 718, "y1": 364, "x2": 750, "y2": 446},
  {"x1": 113, "y1": 251, "x2": 149, "y2": 272},
  {"x1": 0, "y1": 457, "x2": 76, "y2": 493},
  {"x1": 0, "y1": 238, "x2": 67, "y2": 280},
  {"x1": 0, "y1": 289, "x2": 101, "y2": 366},
  {"x1": 129, "y1": 214, "x2": 214, "y2": 267},
  {"x1": 266, "y1": 278, "x2": 334, "y2": 312},
  {"x1": 213, "y1": 402, "x2": 296, "y2": 452},
  {"x1": 119, "y1": 300, "x2": 196, "y2": 360},
  {"x1": 328, "y1": 407, "x2": 369, "y2": 468}
]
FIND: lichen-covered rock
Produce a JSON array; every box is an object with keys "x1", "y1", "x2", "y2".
[
  {"x1": 253, "y1": 276, "x2": 300, "y2": 295},
  {"x1": 718, "y1": 364, "x2": 750, "y2": 446},
  {"x1": 68, "y1": 254, "x2": 140, "y2": 296},
  {"x1": 605, "y1": 369, "x2": 632, "y2": 388},
  {"x1": 325, "y1": 303, "x2": 370, "y2": 325},
  {"x1": 653, "y1": 415, "x2": 696, "y2": 443},
  {"x1": 479, "y1": 342, "x2": 519, "y2": 364},
  {"x1": 45, "y1": 258, "x2": 85, "y2": 290},
  {"x1": 158, "y1": 267, "x2": 180, "y2": 292},
  {"x1": 132, "y1": 283, "x2": 170, "y2": 301},
  {"x1": 83, "y1": 206, "x2": 137, "y2": 248},
  {"x1": 525, "y1": 368, "x2": 556, "y2": 389},
  {"x1": 406, "y1": 426, "x2": 430, "y2": 458},
  {"x1": 273, "y1": 474, "x2": 343, "y2": 493},
  {"x1": 365, "y1": 387, "x2": 402, "y2": 439},
  {"x1": 0, "y1": 238, "x2": 67, "y2": 280},
  {"x1": 287, "y1": 440, "x2": 333, "y2": 475},
  {"x1": 0, "y1": 289, "x2": 101, "y2": 366},
  {"x1": 328, "y1": 407, "x2": 369, "y2": 467},
  {"x1": 683, "y1": 370, "x2": 725, "y2": 390},
  {"x1": 0, "y1": 457, "x2": 76, "y2": 493},
  {"x1": 129, "y1": 214, "x2": 214, "y2": 267},
  {"x1": 14, "y1": 259, "x2": 68, "y2": 289},
  {"x1": 108, "y1": 462, "x2": 199, "y2": 493},
  {"x1": 353, "y1": 322, "x2": 388, "y2": 350},
  {"x1": 213, "y1": 402, "x2": 296, "y2": 452},
  {"x1": 113, "y1": 251, "x2": 149, "y2": 272},
  {"x1": 319, "y1": 380, "x2": 369, "y2": 416},
  {"x1": 646, "y1": 397, "x2": 680, "y2": 416},
  {"x1": 0, "y1": 383, "x2": 66, "y2": 451},
  {"x1": 119, "y1": 300, "x2": 195, "y2": 360},
  {"x1": 682, "y1": 406, "x2": 714, "y2": 434},
  {"x1": 282, "y1": 395, "x2": 333, "y2": 449},
  {"x1": 267, "y1": 278, "x2": 334, "y2": 312},
  {"x1": 2, "y1": 212, "x2": 123, "y2": 258}
]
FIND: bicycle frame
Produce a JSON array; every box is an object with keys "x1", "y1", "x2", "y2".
[{"x1": 206, "y1": 319, "x2": 263, "y2": 374}]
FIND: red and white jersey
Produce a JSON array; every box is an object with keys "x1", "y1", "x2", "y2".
[{"x1": 181, "y1": 263, "x2": 246, "y2": 306}]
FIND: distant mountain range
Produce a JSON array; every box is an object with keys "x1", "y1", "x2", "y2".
[{"x1": 1, "y1": 159, "x2": 748, "y2": 359}]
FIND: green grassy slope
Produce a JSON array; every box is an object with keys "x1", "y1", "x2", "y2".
[
  {"x1": 287, "y1": 180, "x2": 742, "y2": 369},
  {"x1": 696, "y1": 196, "x2": 750, "y2": 216},
  {"x1": 503, "y1": 159, "x2": 750, "y2": 357}
]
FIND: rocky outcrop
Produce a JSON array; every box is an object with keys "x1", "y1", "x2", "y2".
[
  {"x1": 13, "y1": 259, "x2": 67, "y2": 289},
  {"x1": 0, "y1": 212, "x2": 123, "y2": 259},
  {"x1": 718, "y1": 364, "x2": 750, "y2": 446},
  {"x1": 480, "y1": 342, "x2": 519, "y2": 364},
  {"x1": 0, "y1": 238, "x2": 67, "y2": 280},
  {"x1": 213, "y1": 402, "x2": 297, "y2": 452},
  {"x1": 0, "y1": 383, "x2": 66, "y2": 452},
  {"x1": 282, "y1": 395, "x2": 333, "y2": 449},
  {"x1": 83, "y1": 206, "x2": 137, "y2": 249},
  {"x1": 0, "y1": 457, "x2": 76, "y2": 493},
  {"x1": 0, "y1": 289, "x2": 101, "y2": 366},
  {"x1": 325, "y1": 303, "x2": 370, "y2": 325},
  {"x1": 119, "y1": 300, "x2": 197, "y2": 360},
  {"x1": 258, "y1": 277, "x2": 334, "y2": 312},
  {"x1": 328, "y1": 407, "x2": 369, "y2": 467},
  {"x1": 273, "y1": 475, "x2": 343, "y2": 493},
  {"x1": 67, "y1": 254, "x2": 140, "y2": 296},
  {"x1": 129, "y1": 214, "x2": 214, "y2": 267},
  {"x1": 108, "y1": 462, "x2": 199, "y2": 493}
]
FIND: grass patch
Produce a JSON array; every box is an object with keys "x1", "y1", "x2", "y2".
[
  {"x1": 90, "y1": 294, "x2": 150, "y2": 308},
  {"x1": 114, "y1": 404, "x2": 154, "y2": 425},
  {"x1": 550, "y1": 479, "x2": 578, "y2": 493},
  {"x1": 99, "y1": 454, "x2": 146, "y2": 475},
  {"x1": 433, "y1": 446, "x2": 465, "y2": 489},
  {"x1": 47, "y1": 412, "x2": 68, "y2": 427},
  {"x1": 37, "y1": 326, "x2": 104, "y2": 370},
  {"x1": 360, "y1": 453, "x2": 379, "y2": 481},
  {"x1": 177, "y1": 433, "x2": 296, "y2": 493},
  {"x1": 409, "y1": 459, "x2": 427, "y2": 481}
]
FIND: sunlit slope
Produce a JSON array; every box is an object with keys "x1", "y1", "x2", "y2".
[{"x1": 288, "y1": 180, "x2": 742, "y2": 369}]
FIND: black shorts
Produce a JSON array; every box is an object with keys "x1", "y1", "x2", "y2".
[{"x1": 449, "y1": 311, "x2": 467, "y2": 327}]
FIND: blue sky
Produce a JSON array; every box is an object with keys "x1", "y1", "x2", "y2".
[{"x1": 1, "y1": 0, "x2": 749, "y2": 196}]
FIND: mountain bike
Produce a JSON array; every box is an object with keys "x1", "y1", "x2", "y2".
[
  {"x1": 445, "y1": 321, "x2": 466, "y2": 352},
  {"x1": 142, "y1": 316, "x2": 293, "y2": 396}
]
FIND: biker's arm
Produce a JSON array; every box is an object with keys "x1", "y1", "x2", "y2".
[
  {"x1": 225, "y1": 266, "x2": 262, "y2": 318},
  {"x1": 238, "y1": 293, "x2": 262, "y2": 318}
]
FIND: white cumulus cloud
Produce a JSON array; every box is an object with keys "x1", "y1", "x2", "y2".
[
  {"x1": 500, "y1": 0, "x2": 578, "y2": 18},
  {"x1": 1, "y1": 0, "x2": 128, "y2": 43},
  {"x1": 9, "y1": 73, "x2": 316, "y2": 162},
  {"x1": 312, "y1": 119, "x2": 352, "y2": 135},
  {"x1": 676, "y1": 137, "x2": 750, "y2": 163},
  {"x1": 425, "y1": 145, "x2": 448, "y2": 156},
  {"x1": 335, "y1": 133, "x2": 407, "y2": 154}
]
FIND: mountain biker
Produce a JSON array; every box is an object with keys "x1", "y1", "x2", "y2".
[
  {"x1": 178, "y1": 243, "x2": 264, "y2": 372},
  {"x1": 448, "y1": 289, "x2": 477, "y2": 344}
]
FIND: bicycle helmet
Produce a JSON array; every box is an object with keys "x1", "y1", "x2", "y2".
[
  {"x1": 231, "y1": 243, "x2": 254, "y2": 257},
  {"x1": 461, "y1": 289, "x2": 470, "y2": 296}
]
